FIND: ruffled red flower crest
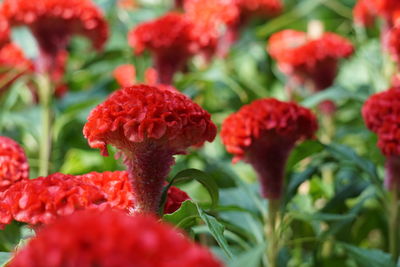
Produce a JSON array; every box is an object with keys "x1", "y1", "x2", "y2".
[
  {"x1": 268, "y1": 30, "x2": 353, "y2": 92},
  {"x1": 0, "y1": 136, "x2": 29, "y2": 192},
  {"x1": 221, "y1": 98, "x2": 318, "y2": 198},
  {"x1": 83, "y1": 84, "x2": 216, "y2": 213},
  {"x1": 128, "y1": 13, "x2": 198, "y2": 84},
  {"x1": 9, "y1": 210, "x2": 223, "y2": 267},
  {"x1": 83, "y1": 84, "x2": 216, "y2": 157},
  {"x1": 0, "y1": 173, "x2": 107, "y2": 227}
]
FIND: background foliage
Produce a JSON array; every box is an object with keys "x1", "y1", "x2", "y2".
[{"x1": 1, "y1": 0, "x2": 398, "y2": 266}]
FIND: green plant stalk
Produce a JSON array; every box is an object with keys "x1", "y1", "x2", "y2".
[
  {"x1": 38, "y1": 75, "x2": 53, "y2": 177},
  {"x1": 389, "y1": 187, "x2": 399, "y2": 261},
  {"x1": 265, "y1": 199, "x2": 281, "y2": 267}
]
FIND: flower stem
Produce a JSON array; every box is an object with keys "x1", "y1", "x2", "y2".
[
  {"x1": 389, "y1": 187, "x2": 399, "y2": 261},
  {"x1": 38, "y1": 75, "x2": 53, "y2": 177},
  {"x1": 265, "y1": 199, "x2": 281, "y2": 267}
]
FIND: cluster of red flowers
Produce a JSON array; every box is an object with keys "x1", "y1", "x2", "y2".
[
  {"x1": 221, "y1": 98, "x2": 318, "y2": 198},
  {"x1": 0, "y1": 136, "x2": 29, "y2": 191},
  {"x1": 83, "y1": 84, "x2": 216, "y2": 213},
  {"x1": 9, "y1": 210, "x2": 223, "y2": 267}
]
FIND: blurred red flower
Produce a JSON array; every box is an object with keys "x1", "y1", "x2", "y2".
[
  {"x1": 0, "y1": 136, "x2": 29, "y2": 192},
  {"x1": 353, "y1": 0, "x2": 376, "y2": 26},
  {"x1": 128, "y1": 13, "x2": 199, "y2": 84},
  {"x1": 1, "y1": 0, "x2": 108, "y2": 96},
  {"x1": 9, "y1": 210, "x2": 223, "y2": 267},
  {"x1": 221, "y1": 98, "x2": 318, "y2": 198},
  {"x1": 0, "y1": 43, "x2": 34, "y2": 95},
  {"x1": 113, "y1": 64, "x2": 136, "y2": 87},
  {"x1": 0, "y1": 173, "x2": 107, "y2": 227},
  {"x1": 83, "y1": 84, "x2": 216, "y2": 213},
  {"x1": 237, "y1": 0, "x2": 282, "y2": 18},
  {"x1": 362, "y1": 87, "x2": 400, "y2": 190}
]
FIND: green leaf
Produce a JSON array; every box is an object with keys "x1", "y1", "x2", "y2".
[
  {"x1": 162, "y1": 201, "x2": 200, "y2": 231},
  {"x1": 341, "y1": 243, "x2": 395, "y2": 267},
  {"x1": 228, "y1": 244, "x2": 266, "y2": 267},
  {"x1": 0, "y1": 252, "x2": 11, "y2": 267},
  {"x1": 286, "y1": 140, "x2": 324, "y2": 171},
  {"x1": 285, "y1": 165, "x2": 319, "y2": 205},
  {"x1": 0, "y1": 222, "x2": 22, "y2": 252},
  {"x1": 196, "y1": 205, "x2": 233, "y2": 259},
  {"x1": 170, "y1": 169, "x2": 219, "y2": 208}
]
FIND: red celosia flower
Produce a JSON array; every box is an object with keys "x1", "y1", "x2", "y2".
[
  {"x1": 362, "y1": 87, "x2": 400, "y2": 190},
  {"x1": 1, "y1": 0, "x2": 108, "y2": 95},
  {"x1": 0, "y1": 43, "x2": 34, "y2": 95},
  {"x1": 113, "y1": 64, "x2": 136, "y2": 88},
  {"x1": 353, "y1": 0, "x2": 376, "y2": 26},
  {"x1": 384, "y1": 25, "x2": 400, "y2": 65},
  {"x1": 77, "y1": 171, "x2": 135, "y2": 213},
  {"x1": 164, "y1": 185, "x2": 190, "y2": 214},
  {"x1": 0, "y1": 173, "x2": 107, "y2": 227},
  {"x1": 0, "y1": 14, "x2": 10, "y2": 47},
  {"x1": 0, "y1": 136, "x2": 29, "y2": 192},
  {"x1": 144, "y1": 67, "x2": 159, "y2": 84},
  {"x1": 268, "y1": 30, "x2": 353, "y2": 113},
  {"x1": 221, "y1": 98, "x2": 318, "y2": 199},
  {"x1": 183, "y1": 0, "x2": 239, "y2": 59},
  {"x1": 83, "y1": 84, "x2": 216, "y2": 213},
  {"x1": 9, "y1": 210, "x2": 223, "y2": 267},
  {"x1": 128, "y1": 13, "x2": 199, "y2": 84},
  {"x1": 117, "y1": 0, "x2": 137, "y2": 9}
]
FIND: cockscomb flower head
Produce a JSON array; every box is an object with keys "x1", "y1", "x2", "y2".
[
  {"x1": 268, "y1": 30, "x2": 353, "y2": 91},
  {"x1": 362, "y1": 87, "x2": 400, "y2": 190},
  {"x1": 0, "y1": 173, "x2": 107, "y2": 227},
  {"x1": 0, "y1": 43, "x2": 34, "y2": 95},
  {"x1": 1, "y1": 0, "x2": 108, "y2": 94},
  {"x1": 221, "y1": 98, "x2": 318, "y2": 199},
  {"x1": 184, "y1": 0, "x2": 239, "y2": 59},
  {"x1": 0, "y1": 136, "x2": 29, "y2": 192},
  {"x1": 128, "y1": 13, "x2": 199, "y2": 84},
  {"x1": 83, "y1": 84, "x2": 216, "y2": 213},
  {"x1": 9, "y1": 210, "x2": 223, "y2": 267}
]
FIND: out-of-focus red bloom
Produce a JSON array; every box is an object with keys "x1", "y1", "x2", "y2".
[
  {"x1": 354, "y1": 0, "x2": 376, "y2": 26},
  {"x1": 128, "y1": 13, "x2": 199, "y2": 84},
  {"x1": 113, "y1": 64, "x2": 136, "y2": 87},
  {"x1": 0, "y1": 173, "x2": 107, "y2": 227},
  {"x1": 1, "y1": 0, "x2": 108, "y2": 95},
  {"x1": 9, "y1": 210, "x2": 223, "y2": 267},
  {"x1": 268, "y1": 30, "x2": 353, "y2": 113},
  {"x1": 117, "y1": 0, "x2": 137, "y2": 9},
  {"x1": 362, "y1": 87, "x2": 400, "y2": 190},
  {"x1": 144, "y1": 67, "x2": 159, "y2": 84},
  {"x1": 0, "y1": 43, "x2": 34, "y2": 95},
  {"x1": 0, "y1": 136, "x2": 29, "y2": 192},
  {"x1": 0, "y1": 15, "x2": 10, "y2": 47},
  {"x1": 384, "y1": 26, "x2": 400, "y2": 65},
  {"x1": 83, "y1": 84, "x2": 216, "y2": 213},
  {"x1": 221, "y1": 99, "x2": 318, "y2": 199},
  {"x1": 184, "y1": 0, "x2": 239, "y2": 59},
  {"x1": 164, "y1": 185, "x2": 190, "y2": 214}
]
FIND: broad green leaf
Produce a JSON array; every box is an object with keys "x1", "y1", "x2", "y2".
[
  {"x1": 286, "y1": 141, "x2": 324, "y2": 171},
  {"x1": 228, "y1": 244, "x2": 266, "y2": 267},
  {"x1": 170, "y1": 169, "x2": 219, "y2": 208},
  {"x1": 162, "y1": 201, "x2": 200, "y2": 230},
  {"x1": 0, "y1": 222, "x2": 21, "y2": 252},
  {"x1": 285, "y1": 165, "x2": 319, "y2": 204},
  {"x1": 0, "y1": 252, "x2": 11, "y2": 267},
  {"x1": 196, "y1": 205, "x2": 233, "y2": 259},
  {"x1": 341, "y1": 243, "x2": 395, "y2": 267}
]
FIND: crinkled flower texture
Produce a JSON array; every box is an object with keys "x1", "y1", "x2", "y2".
[
  {"x1": 221, "y1": 98, "x2": 318, "y2": 198},
  {"x1": 0, "y1": 173, "x2": 107, "y2": 227},
  {"x1": 9, "y1": 210, "x2": 223, "y2": 267},
  {"x1": 1, "y1": 0, "x2": 108, "y2": 96},
  {"x1": 0, "y1": 136, "x2": 29, "y2": 192},
  {"x1": 0, "y1": 43, "x2": 34, "y2": 95},
  {"x1": 128, "y1": 13, "x2": 199, "y2": 84},
  {"x1": 362, "y1": 87, "x2": 400, "y2": 190},
  {"x1": 83, "y1": 84, "x2": 216, "y2": 213},
  {"x1": 268, "y1": 30, "x2": 354, "y2": 91}
]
